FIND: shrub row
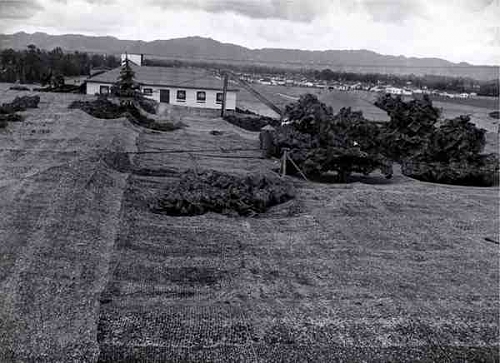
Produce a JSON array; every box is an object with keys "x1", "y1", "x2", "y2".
[{"x1": 68, "y1": 98, "x2": 183, "y2": 132}]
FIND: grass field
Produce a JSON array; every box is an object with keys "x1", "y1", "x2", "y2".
[
  {"x1": 0, "y1": 83, "x2": 498, "y2": 362},
  {"x1": 428, "y1": 95, "x2": 499, "y2": 110},
  {"x1": 237, "y1": 85, "x2": 390, "y2": 121}
]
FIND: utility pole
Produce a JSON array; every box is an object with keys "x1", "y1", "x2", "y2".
[{"x1": 221, "y1": 72, "x2": 228, "y2": 117}]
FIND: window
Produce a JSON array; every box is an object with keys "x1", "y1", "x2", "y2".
[
  {"x1": 100, "y1": 85, "x2": 110, "y2": 94},
  {"x1": 177, "y1": 90, "x2": 186, "y2": 101},
  {"x1": 196, "y1": 91, "x2": 206, "y2": 102},
  {"x1": 143, "y1": 88, "x2": 153, "y2": 95},
  {"x1": 216, "y1": 92, "x2": 224, "y2": 104}
]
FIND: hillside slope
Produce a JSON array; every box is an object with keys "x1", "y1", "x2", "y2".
[{"x1": 0, "y1": 32, "x2": 497, "y2": 80}]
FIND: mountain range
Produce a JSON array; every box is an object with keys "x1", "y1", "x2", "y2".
[{"x1": 0, "y1": 32, "x2": 497, "y2": 80}]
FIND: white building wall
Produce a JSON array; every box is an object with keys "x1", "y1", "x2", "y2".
[
  {"x1": 121, "y1": 53, "x2": 143, "y2": 66},
  {"x1": 86, "y1": 82, "x2": 106, "y2": 95},
  {"x1": 141, "y1": 86, "x2": 236, "y2": 110},
  {"x1": 86, "y1": 82, "x2": 237, "y2": 110}
]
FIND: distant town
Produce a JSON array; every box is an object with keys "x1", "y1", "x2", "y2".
[{"x1": 235, "y1": 73, "x2": 482, "y2": 99}]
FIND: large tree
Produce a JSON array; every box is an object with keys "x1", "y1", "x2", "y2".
[
  {"x1": 112, "y1": 56, "x2": 142, "y2": 105},
  {"x1": 275, "y1": 94, "x2": 392, "y2": 182}
]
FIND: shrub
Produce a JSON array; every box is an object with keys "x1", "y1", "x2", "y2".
[
  {"x1": 138, "y1": 98, "x2": 157, "y2": 114},
  {"x1": 124, "y1": 105, "x2": 184, "y2": 131},
  {"x1": 375, "y1": 96, "x2": 498, "y2": 186},
  {"x1": 152, "y1": 170, "x2": 295, "y2": 216},
  {"x1": 402, "y1": 156, "x2": 499, "y2": 186},
  {"x1": 69, "y1": 98, "x2": 184, "y2": 131},
  {"x1": 376, "y1": 94, "x2": 440, "y2": 161},
  {"x1": 0, "y1": 95, "x2": 40, "y2": 113},
  {"x1": 68, "y1": 98, "x2": 123, "y2": 119},
  {"x1": 402, "y1": 115, "x2": 499, "y2": 186},
  {"x1": 283, "y1": 93, "x2": 333, "y2": 134}
]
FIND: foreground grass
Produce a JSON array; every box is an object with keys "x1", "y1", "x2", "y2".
[
  {"x1": 0, "y1": 86, "x2": 497, "y2": 362},
  {"x1": 97, "y1": 122, "x2": 499, "y2": 362}
]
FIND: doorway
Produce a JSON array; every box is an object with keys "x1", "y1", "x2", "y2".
[{"x1": 160, "y1": 89, "x2": 170, "y2": 103}]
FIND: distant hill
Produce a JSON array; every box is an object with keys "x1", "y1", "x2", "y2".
[{"x1": 0, "y1": 32, "x2": 497, "y2": 80}]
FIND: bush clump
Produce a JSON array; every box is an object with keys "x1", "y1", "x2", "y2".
[
  {"x1": 138, "y1": 98, "x2": 157, "y2": 114},
  {"x1": 376, "y1": 94, "x2": 440, "y2": 161},
  {"x1": 69, "y1": 97, "x2": 183, "y2": 131},
  {"x1": 9, "y1": 85, "x2": 30, "y2": 91},
  {"x1": 489, "y1": 111, "x2": 499, "y2": 119},
  {"x1": 402, "y1": 115, "x2": 499, "y2": 186},
  {"x1": 68, "y1": 98, "x2": 122, "y2": 119},
  {"x1": 0, "y1": 95, "x2": 38, "y2": 128},
  {"x1": 0, "y1": 95, "x2": 40, "y2": 113},
  {"x1": 402, "y1": 156, "x2": 499, "y2": 186},
  {"x1": 152, "y1": 170, "x2": 295, "y2": 216}
]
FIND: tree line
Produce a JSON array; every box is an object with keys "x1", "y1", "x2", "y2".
[
  {"x1": 1, "y1": 46, "x2": 497, "y2": 97},
  {"x1": 0, "y1": 45, "x2": 120, "y2": 85}
]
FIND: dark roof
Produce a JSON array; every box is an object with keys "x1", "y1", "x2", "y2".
[{"x1": 88, "y1": 64, "x2": 238, "y2": 91}]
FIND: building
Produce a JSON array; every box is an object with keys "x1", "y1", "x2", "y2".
[
  {"x1": 86, "y1": 62, "x2": 239, "y2": 110},
  {"x1": 385, "y1": 87, "x2": 403, "y2": 95},
  {"x1": 121, "y1": 53, "x2": 143, "y2": 66}
]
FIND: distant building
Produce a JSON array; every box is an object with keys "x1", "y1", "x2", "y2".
[
  {"x1": 121, "y1": 53, "x2": 143, "y2": 66},
  {"x1": 259, "y1": 78, "x2": 272, "y2": 85},
  {"x1": 86, "y1": 63, "x2": 238, "y2": 110},
  {"x1": 386, "y1": 87, "x2": 403, "y2": 95}
]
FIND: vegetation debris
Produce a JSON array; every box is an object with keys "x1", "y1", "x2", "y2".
[{"x1": 151, "y1": 170, "x2": 295, "y2": 216}]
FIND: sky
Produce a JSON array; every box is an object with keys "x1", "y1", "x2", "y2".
[{"x1": 0, "y1": 0, "x2": 499, "y2": 65}]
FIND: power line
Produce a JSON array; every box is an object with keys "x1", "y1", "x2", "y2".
[{"x1": 0, "y1": 147, "x2": 262, "y2": 154}]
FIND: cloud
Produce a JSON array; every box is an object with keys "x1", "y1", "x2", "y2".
[
  {"x1": 147, "y1": 0, "x2": 331, "y2": 22},
  {"x1": 0, "y1": 0, "x2": 497, "y2": 64},
  {"x1": 0, "y1": 0, "x2": 43, "y2": 19},
  {"x1": 361, "y1": 0, "x2": 424, "y2": 23}
]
